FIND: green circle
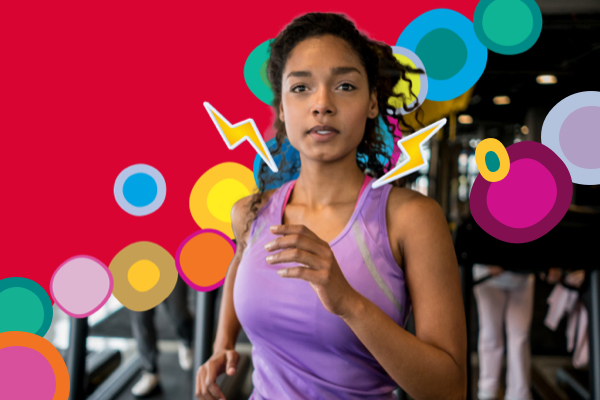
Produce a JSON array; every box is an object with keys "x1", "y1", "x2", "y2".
[
  {"x1": 482, "y1": 0, "x2": 533, "y2": 47},
  {"x1": 244, "y1": 39, "x2": 274, "y2": 105},
  {"x1": 473, "y1": 0, "x2": 543, "y2": 55},
  {"x1": 0, "y1": 277, "x2": 53, "y2": 336},
  {"x1": 0, "y1": 288, "x2": 44, "y2": 334},
  {"x1": 415, "y1": 28, "x2": 467, "y2": 81},
  {"x1": 259, "y1": 59, "x2": 271, "y2": 90},
  {"x1": 485, "y1": 151, "x2": 501, "y2": 172}
]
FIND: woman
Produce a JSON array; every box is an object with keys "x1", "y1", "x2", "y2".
[{"x1": 196, "y1": 12, "x2": 467, "y2": 400}]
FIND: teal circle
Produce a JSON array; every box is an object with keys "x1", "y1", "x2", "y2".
[
  {"x1": 485, "y1": 151, "x2": 501, "y2": 172},
  {"x1": 260, "y1": 59, "x2": 271, "y2": 90},
  {"x1": 474, "y1": 0, "x2": 543, "y2": 55},
  {"x1": 123, "y1": 173, "x2": 157, "y2": 207},
  {"x1": 244, "y1": 39, "x2": 274, "y2": 105},
  {"x1": 0, "y1": 277, "x2": 53, "y2": 336},
  {"x1": 0, "y1": 288, "x2": 44, "y2": 333},
  {"x1": 415, "y1": 28, "x2": 467, "y2": 81},
  {"x1": 483, "y1": 0, "x2": 533, "y2": 47}
]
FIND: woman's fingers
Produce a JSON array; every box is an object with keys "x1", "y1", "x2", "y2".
[
  {"x1": 278, "y1": 265, "x2": 321, "y2": 281},
  {"x1": 225, "y1": 350, "x2": 239, "y2": 375},
  {"x1": 266, "y1": 247, "x2": 325, "y2": 269},
  {"x1": 266, "y1": 232, "x2": 328, "y2": 257},
  {"x1": 195, "y1": 359, "x2": 226, "y2": 400}
]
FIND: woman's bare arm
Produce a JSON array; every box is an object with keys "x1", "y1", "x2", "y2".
[
  {"x1": 212, "y1": 197, "x2": 251, "y2": 352},
  {"x1": 340, "y1": 193, "x2": 467, "y2": 400},
  {"x1": 212, "y1": 192, "x2": 274, "y2": 351}
]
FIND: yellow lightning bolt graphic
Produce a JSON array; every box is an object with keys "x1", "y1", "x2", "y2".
[
  {"x1": 372, "y1": 118, "x2": 447, "y2": 189},
  {"x1": 203, "y1": 102, "x2": 278, "y2": 173}
]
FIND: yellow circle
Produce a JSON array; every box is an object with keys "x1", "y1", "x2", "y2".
[
  {"x1": 475, "y1": 138, "x2": 511, "y2": 182},
  {"x1": 128, "y1": 260, "x2": 160, "y2": 292},
  {"x1": 388, "y1": 54, "x2": 422, "y2": 109},
  {"x1": 207, "y1": 178, "x2": 251, "y2": 223},
  {"x1": 190, "y1": 162, "x2": 258, "y2": 238}
]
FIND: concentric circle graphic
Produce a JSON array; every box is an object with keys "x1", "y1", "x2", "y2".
[
  {"x1": 474, "y1": 0, "x2": 542, "y2": 55},
  {"x1": 0, "y1": 331, "x2": 70, "y2": 399},
  {"x1": 475, "y1": 138, "x2": 510, "y2": 182},
  {"x1": 176, "y1": 229, "x2": 236, "y2": 292},
  {"x1": 397, "y1": 9, "x2": 488, "y2": 102},
  {"x1": 470, "y1": 141, "x2": 572, "y2": 243},
  {"x1": 51, "y1": 256, "x2": 114, "y2": 318},
  {"x1": 109, "y1": 242, "x2": 178, "y2": 312},
  {"x1": 114, "y1": 164, "x2": 166, "y2": 216},
  {"x1": 389, "y1": 46, "x2": 428, "y2": 115},
  {"x1": 542, "y1": 91, "x2": 600, "y2": 185},
  {"x1": 190, "y1": 162, "x2": 257, "y2": 238},
  {"x1": 0, "y1": 277, "x2": 53, "y2": 336},
  {"x1": 244, "y1": 39, "x2": 274, "y2": 106}
]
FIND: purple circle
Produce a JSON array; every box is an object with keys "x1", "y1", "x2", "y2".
[
  {"x1": 559, "y1": 106, "x2": 600, "y2": 169},
  {"x1": 51, "y1": 255, "x2": 114, "y2": 318},
  {"x1": 0, "y1": 346, "x2": 56, "y2": 399},
  {"x1": 470, "y1": 141, "x2": 572, "y2": 244},
  {"x1": 487, "y1": 159, "x2": 557, "y2": 228}
]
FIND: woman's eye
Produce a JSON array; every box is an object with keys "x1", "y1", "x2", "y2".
[
  {"x1": 291, "y1": 85, "x2": 307, "y2": 93},
  {"x1": 339, "y1": 83, "x2": 356, "y2": 91}
]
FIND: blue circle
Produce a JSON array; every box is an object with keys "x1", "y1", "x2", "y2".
[
  {"x1": 123, "y1": 173, "x2": 158, "y2": 207},
  {"x1": 114, "y1": 164, "x2": 167, "y2": 216},
  {"x1": 397, "y1": 9, "x2": 488, "y2": 102},
  {"x1": 253, "y1": 137, "x2": 300, "y2": 190}
]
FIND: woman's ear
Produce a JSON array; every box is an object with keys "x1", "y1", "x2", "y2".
[
  {"x1": 279, "y1": 102, "x2": 285, "y2": 122},
  {"x1": 368, "y1": 90, "x2": 378, "y2": 119}
]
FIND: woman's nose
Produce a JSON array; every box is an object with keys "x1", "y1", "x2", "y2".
[{"x1": 311, "y1": 87, "x2": 335, "y2": 115}]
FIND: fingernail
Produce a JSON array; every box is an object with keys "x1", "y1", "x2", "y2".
[
  {"x1": 270, "y1": 225, "x2": 277, "y2": 232},
  {"x1": 266, "y1": 255, "x2": 274, "y2": 262},
  {"x1": 264, "y1": 242, "x2": 272, "y2": 251},
  {"x1": 277, "y1": 269, "x2": 286, "y2": 276}
]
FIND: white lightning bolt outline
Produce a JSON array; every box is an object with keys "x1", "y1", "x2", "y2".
[
  {"x1": 203, "y1": 102, "x2": 278, "y2": 173},
  {"x1": 372, "y1": 118, "x2": 447, "y2": 189}
]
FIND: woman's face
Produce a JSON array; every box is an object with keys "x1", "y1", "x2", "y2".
[{"x1": 279, "y1": 34, "x2": 378, "y2": 164}]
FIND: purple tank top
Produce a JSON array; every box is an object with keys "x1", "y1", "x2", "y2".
[{"x1": 234, "y1": 177, "x2": 412, "y2": 400}]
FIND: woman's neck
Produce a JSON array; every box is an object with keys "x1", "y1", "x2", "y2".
[{"x1": 291, "y1": 163, "x2": 366, "y2": 210}]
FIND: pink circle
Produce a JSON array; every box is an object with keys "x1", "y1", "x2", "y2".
[
  {"x1": 486, "y1": 158, "x2": 557, "y2": 229},
  {"x1": 0, "y1": 346, "x2": 56, "y2": 399},
  {"x1": 51, "y1": 256, "x2": 114, "y2": 317}
]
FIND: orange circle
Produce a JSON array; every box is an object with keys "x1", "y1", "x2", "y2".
[
  {"x1": 0, "y1": 331, "x2": 70, "y2": 399},
  {"x1": 180, "y1": 233, "x2": 234, "y2": 287}
]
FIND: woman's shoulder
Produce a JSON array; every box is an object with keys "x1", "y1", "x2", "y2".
[
  {"x1": 386, "y1": 186, "x2": 440, "y2": 216},
  {"x1": 231, "y1": 188, "x2": 279, "y2": 247},
  {"x1": 386, "y1": 186, "x2": 446, "y2": 242}
]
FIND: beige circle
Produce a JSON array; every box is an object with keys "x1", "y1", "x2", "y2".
[{"x1": 109, "y1": 242, "x2": 178, "y2": 312}]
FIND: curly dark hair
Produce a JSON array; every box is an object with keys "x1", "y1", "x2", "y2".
[{"x1": 244, "y1": 12, "x2": 424, "y2": 235}]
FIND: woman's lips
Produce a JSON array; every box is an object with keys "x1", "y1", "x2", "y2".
[{"x1": 308, "y1": 131, "x2": 337, "y2": 141}]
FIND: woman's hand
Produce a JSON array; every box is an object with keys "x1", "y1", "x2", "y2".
[
  {"x1": 195, "y1": 348, "x2": 239, "y2": 400},
  {"x1": 265, "y1": 224, "x2": 360, "y2": 317}
]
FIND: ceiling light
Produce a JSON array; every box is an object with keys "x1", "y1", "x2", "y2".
[
  {"x1": 493, "y1": 96, "x2": 511, "y2": 105},
  {"x1": 458, "y1": 114, "x2": 473, "y2": 124},
  {"x1": 521, "y1": 125, "x2": 529, "y2": 135},
  {"x1": 536, "y1": 75, "x2": 557, "y2": 85}
]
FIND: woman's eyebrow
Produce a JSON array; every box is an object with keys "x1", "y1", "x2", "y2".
[{"x1": 286, "y1": 66, "x2": 361, "y2": 81}]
